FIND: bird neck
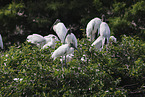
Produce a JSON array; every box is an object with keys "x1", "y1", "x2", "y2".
[{"x1": 102, "y1": 15, "x2": 106, "y2": 22}]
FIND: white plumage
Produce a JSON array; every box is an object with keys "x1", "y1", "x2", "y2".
[
  {"x1": 44, "y1": 34, "x2": 59, "y2": 43},
  {"x1": 65, "y1": 31, "x2": 77, "y2": 48},
  {"x1": 53, "y1": 22, "x2": 67, "y2": 43},
  {"x1": 110, "y1": 36, "x2": 117, "y2": 43},
  {"x1": 51, "y1": 43, "x2": 76, "y2": 60},
  {"x1": 0, "y1": 34, "x2": 3, "y2": 49},
  {"x1": 86, "y1": 17, "x2": 102, "y2": 41},
  {"x1": 99, "y1": 22, "x2": 110, "y2": 44},
  {"x1": 27, "y1": 34, "x2": 46, "y2": 48},
  {"x1": 13, "y1": 78, "x2": 23, "y2": 82},
  {"x1": 42, "y1": 36, "x2": 56, "y2": 49},
  {"x1": 91, "y1": 35, "x2": 105, "y2": 51}
]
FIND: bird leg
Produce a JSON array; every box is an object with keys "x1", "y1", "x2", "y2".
[
  {"x1": 62, "y1": 56, "x2": 63, "y2": 68},
  {"x1": 106, "y1": 44, "x2": 108, "y2": 51},
  {"x1": 64, "y1": 55, "x2": 67, "y2": 68},
  {"x1": 106, "y1": 38, "x2": 109, "y2": 51}
]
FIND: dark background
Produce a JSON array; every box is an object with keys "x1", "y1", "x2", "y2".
[{"x1": 0, "y1": 0, "x2": 145, "y2": 49}]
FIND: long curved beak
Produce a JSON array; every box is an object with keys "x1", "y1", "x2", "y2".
[
  {"x1": 50, "y1": 19, "x2": 60, "y2": 30},
  {"x1": 50, "y1": 25, "x2": 53, "y2": 30},
  {"x1": 71, "y1": 44, "x2": 79, "y2": 52}
]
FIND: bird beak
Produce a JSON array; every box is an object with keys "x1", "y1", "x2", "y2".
[
  {"x1": 50, "y1": 19, "x2": 60, "y2": 30},
  {"x1": 102, "y1": 14, "x2": 106, "y2": 22},
  {"x1": 50, "y1": 25, "x2": 53, "y2": 30},
  {"x1": 71, "y1": 44, "x2": 79, "y2": 52}
]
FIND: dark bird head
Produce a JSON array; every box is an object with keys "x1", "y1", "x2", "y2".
[
  {"x1": 54, "y1": 19, "x2": 61, "y2": 25},
  {"x1": 50, "y1": 19, "x2": 61, "y2": 30},
  {"x1": 67, "y1": 28, "x2": 72, "y2": 34},
  {"x1": 69, "y1": 43, "x2": 79, "y2": 52},
  {"x1": 102, "y1": 14, "x2": 106, "y2": 22},
  {"x1": 66, "y1": 28, "x2": 72, "y2": 36},
  {"x1": 52, "y1": 36, "x2": 55, "y2": 39}
]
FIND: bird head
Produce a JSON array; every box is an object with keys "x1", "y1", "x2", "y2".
[
  {"x1": 67, "y1": 28, "x2": 72, "y2": 34},
  {"x1": 101, "y1": 14, "x2": 106, "y2": 22},
  {"x1": 54, "y1": 19, "x2": 61, "y2": 25},
  {"x1": 50, "y1": 19, "x2": 61, "y2": 30},
  {"x1": 69, "y1": 43, "x2": 79, "y2": 52},
  {"x1": 52, "y1": 36, "x2": 55, "y2": 39}
]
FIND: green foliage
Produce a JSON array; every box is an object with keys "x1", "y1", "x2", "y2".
[
  {"x1": 112, "y1": 2, "x2": 126, "y2": 17},
  {"x1": 127, "y1": 1, "x2": 145, "y2": 29},
  {"x1": 109, "y1": 0, "x2": 145, "y2": 41},
  {"x1": 109, "y1": 17, "x2": 134, "y2": 40},
  {"x1": 0, "y1": 36, "x2": 145, "y2": 96},
  {"x1": 0, "y1": 0, "x2": 145, "y2": 96}
]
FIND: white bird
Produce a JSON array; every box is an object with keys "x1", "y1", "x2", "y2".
[
  {"x1": 59, "y1": 29, "x2": 78, "y2": 64},
  {"x1": 99, "y1": 22, "x2": 110, "y2": 44},
  {"x1": 91, "y1": 35, "x2": 105, "y2": 51},
  {"x1": 99, "y1": 14, "x2": 110, "y2": 44},
  {"x1": 64, "y1": 29, "x2": 77, "y2": 48},
  {"x1": 86, "y1": 17, "x2": 102, "y2": 41},
  {"x1": 109, "y1": 36, "x2": 117, "y2": 43},
  {"x1": 27, "y1": 34, "x2": 46, "y2": 48},
  {"x1": 0, "y1": 34, "x2": 4, "y2": 49},
  {"x1": 52, "y1": 19, "x2": 67, "y2": 43},
  {"x1": 42, "y1": 36, "x2": 56, "y2": 49},
  {"x1": 44, "y1": 34, "x2": 59, "y2": 43},
  {"x1": 51, "y1": 43, "x2": 78, "y2": 67},
  {"x1": 91, "y1": 35, "x2": 116, "y2": 51},
  {"x1": 51, "y1": 43, "x2": 77, "y2": 60}
]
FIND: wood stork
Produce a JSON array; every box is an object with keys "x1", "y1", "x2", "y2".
[
  {"x1": 51, "y1": 43, "x2": 78, "y2": 67},
  {"x1": 44, "y1": 34, "x2": 59, "y2": 43},
  {"x1": 52, "y1": 19, "x2": 67, "y2": 43},
  {"x1": 26, "y1": 34, "x2": 46, "y2": 48},
  {"x1": 42, "y1": 36, "x2": 56, "y2": 49},
  {"x1": 60, "y1": 29, "x2": 78, "y2": 65},
  {"x1": 91, "y1": 36, "x2": 116, "y2": 51},
  {"x1": 99, "y1": 14, "x2": 110, "y2": 44},
  {"x1": 91, "y1": 35, "x2": 105, "y2": 51},
  {"x1": 99, "y1": 22, "x2": 110, "y2": 45},
  {"x1": 86, "y1": 17, "x2": 102, "y2": 42},
  {"x1": 64, "y1": 29, "x2": 77, "y2": 48},
  {"x1": 0, "y1": 34, "x2": 3, "y2": 49}
]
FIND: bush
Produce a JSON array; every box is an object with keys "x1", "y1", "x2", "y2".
[{"x1": 0, "y1": 36, "x2": 145, "y2": 96}]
